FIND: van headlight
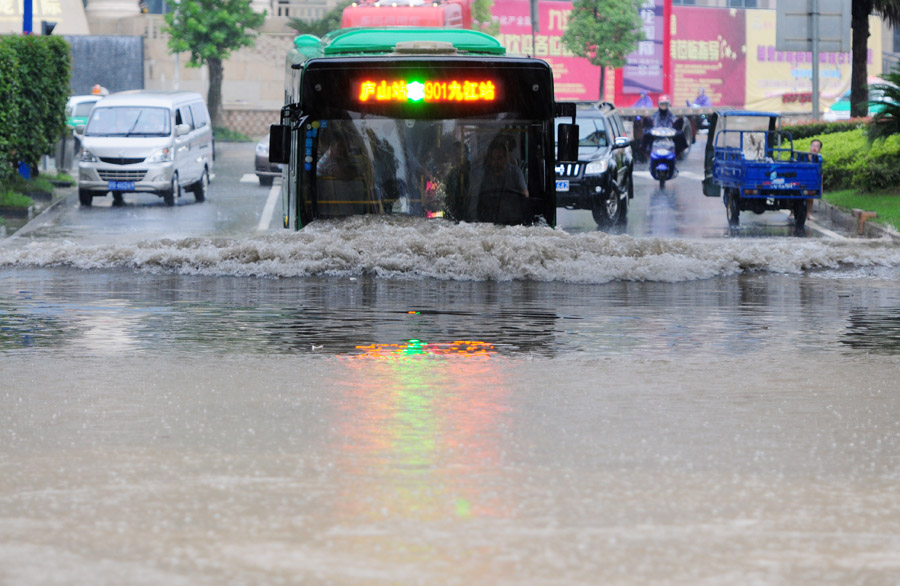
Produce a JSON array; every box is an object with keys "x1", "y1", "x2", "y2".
[
  {"x1": 584, "y1": 160, "x2": 608, "y2": 175},
  {"x1": 256, "y1": 142, "x2": 269, "y2": 156},
  {"x1": 146, "y1": 147, "x2": 173, "y2": 163},
  {"x1": 80, "y1": 149, "x2": 98, "y2": 163}
]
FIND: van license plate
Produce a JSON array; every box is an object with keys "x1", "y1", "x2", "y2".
[
  {"x1": 556, "y1": 180, "x2": 569, "y2": 192},
  {"x1": 108, "y1": 181, "x2": 135, "y2": 191}
]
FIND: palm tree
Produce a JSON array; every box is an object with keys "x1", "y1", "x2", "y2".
[
  {"x1": 851, "y1": 0, "x2": 900, "y2": 118},
  {"x1": 867, "y1": 66, "x2": 900, "y2": 142}
]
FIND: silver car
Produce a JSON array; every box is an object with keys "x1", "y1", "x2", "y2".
[{"x1": 77, "y1": 90, "x2": 214, "y2": 207}]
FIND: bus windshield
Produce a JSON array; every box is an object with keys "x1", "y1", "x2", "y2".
[
  {"x1": 279, "y1": 51, "x2": 559, "y2": 228},
  {"x1": 311, "y1": 117, "x2": 542, "y2": 224}
]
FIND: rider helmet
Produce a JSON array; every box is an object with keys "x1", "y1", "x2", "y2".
[{"x1": 658, "y1": 95, "x2": 671, "y2": 107}]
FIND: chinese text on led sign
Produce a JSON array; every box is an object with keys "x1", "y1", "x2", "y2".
[{"x1": 358, "y1": 80, "x2": 497, "y2": 103}]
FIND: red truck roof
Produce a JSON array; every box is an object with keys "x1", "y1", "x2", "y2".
[{"x1": 341, "y1": 0, "x2": 472, "y2": 29}]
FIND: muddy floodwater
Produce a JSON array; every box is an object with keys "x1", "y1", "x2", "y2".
[{"x1": 2, "y1": 218, "x2": 900, "y2": 585}]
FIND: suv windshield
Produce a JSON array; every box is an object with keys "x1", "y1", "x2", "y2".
[
  {"x1": 554, "y1": 116, "x2": 609, "y2": 149},
  {"x1": 85, "y1": 106, "x2": 171, "y2": 137}
]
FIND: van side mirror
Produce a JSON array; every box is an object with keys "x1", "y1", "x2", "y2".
[
  {"x1": 269, "y1": 124, "x2": 290, "y2": 164},
  {"x1": 75, "y1": 124, "x2": 85, "y2": 135},
  {"x1": 175, "y1": 123, "x2": 191, "y2": 136},
  {"x1": 614, "y1": 136, "x2": 632, "y2": 149},
  {"x1": 557, "y1": 123, "x2": 579, "y2": 162}
]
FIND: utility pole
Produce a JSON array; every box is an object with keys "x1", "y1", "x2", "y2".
[
  {"x1": 23, "y1": 0, "x2": 32, "y2": 33},
  {"x1": 811, "y1": 0, "x2": 820, "y2": 119}
]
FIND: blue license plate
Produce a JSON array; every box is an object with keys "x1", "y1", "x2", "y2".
[
  {"x1": 108, "y1": 181, "x2": 135, "y2": 191},
  {"x1": 555, "y1": 180, "x2": 569, "y2": 192}
]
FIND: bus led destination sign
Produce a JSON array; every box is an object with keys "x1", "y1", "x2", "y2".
[{"x1": 358, "y1": 80, "x2": 497, "y2": 103}]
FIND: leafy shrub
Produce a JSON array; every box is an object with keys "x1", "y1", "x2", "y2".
[
  {"x1": 0, "y1": 36, "x2": 70, "y2": 181},
  {"x1": 0, "y1": 39, "x2": 21, "y2": 185},
  {"x1": 213, "y1": 126, "x2": 253, "y2": 142},
  {"x1": 794, "y1": 129, "x2": 900, "y2": 192},
  {"x1": 782, "y1": 119, "x2": 868, "y2": 140},
  {"x1": 0, "y1": 191, "x2": 34, "y2": 208}
]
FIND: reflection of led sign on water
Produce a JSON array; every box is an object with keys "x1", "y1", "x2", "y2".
[
  {"x1": 358, "y1": 80, "x2": 497, "y2": 103},
  {"x1": 352, "y1": 339, "x2": 496, "y2": 359}
]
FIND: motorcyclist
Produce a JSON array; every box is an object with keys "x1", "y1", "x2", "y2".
[
  {"x1": 643, "y1": 95, "x2": 687, "y2": 158},
  {"x1": 652, "y1": 95, "x2": 676, "y2": 128},
  {"x1": 691, "y1": 88, "x2": 712, "y2": 108}
]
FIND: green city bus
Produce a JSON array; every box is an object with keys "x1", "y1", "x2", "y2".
[{"x1": 269, "y1": 28, "x2": 578, "y2": 229}]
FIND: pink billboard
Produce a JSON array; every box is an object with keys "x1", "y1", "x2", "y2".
[
  {"x1": 492, "y1": 0, "x2": 602, "y2": 101},
  {"x1": 622, "y1": 0, "x2": 665, "y2": 95},
  {"x1": 669, "y1": 6, "x2": 746, "y2": 108}
]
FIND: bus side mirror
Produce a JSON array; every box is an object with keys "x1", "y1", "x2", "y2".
[
  {"x1": 557, "y1": 123, "x2": 579, "y2": 162},
  {"x1": 269, "y1": 124, "x2": 290, "y2": 164}
]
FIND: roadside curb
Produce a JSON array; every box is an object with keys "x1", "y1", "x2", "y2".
[
  {"x1": 815, "y1": 200, "x2": 900, "y2": 242},
  {"x1": 6, "y1": 185, "x2": 74, "y2": 240}
]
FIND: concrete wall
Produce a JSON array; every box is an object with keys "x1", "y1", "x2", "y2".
[
  {"x1": 65, "y1": 35, "x2": 144, "y2": 95},
  {"x1": 87, "y1": 14, "x2": 293, "y2": 137}
]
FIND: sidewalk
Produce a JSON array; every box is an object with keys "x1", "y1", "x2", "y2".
[
  {"x1": 0, "y1": 157, "x2": 74, "y2": 238},
  {"x1": 813, "y1": 199, "x2": 900, "y2": 242}
]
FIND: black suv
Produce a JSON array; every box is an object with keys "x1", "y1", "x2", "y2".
[{"x1": 555, "y1": 103, "x2": 634, "y2": 229}]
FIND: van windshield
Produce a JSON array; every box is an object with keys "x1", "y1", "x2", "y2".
[{"x1": 85, "y1": 106, "x2": 171, "y2": 137}]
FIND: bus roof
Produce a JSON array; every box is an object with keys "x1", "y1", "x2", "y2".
[{"x1": 321, "y1": 27, "x2": 505, "y2": 56}]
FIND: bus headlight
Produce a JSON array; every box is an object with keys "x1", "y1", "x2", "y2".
[
  {"x1": 146, "y1": 147, "x2": 173, "y2": 163},
  {"x1": 80, "y1": 149, "x2": 98, "y2": 163},
  {"x1": 584, "y1": 160, "x2": 608, "y2": 175}
]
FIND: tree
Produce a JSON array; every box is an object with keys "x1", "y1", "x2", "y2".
[
  {"x1": 288, "y1": 1, "x2": 351, "y2": 37},
  {"x1": 472, "y1": 0, "x2": 499, "y2": 36},
  {"x1": 850, "y1": 0, "x2": 900, "y2": 118},
  {"x1": 867, "y1": 65, "x2": 900, "y2": 143},
  {"x1": 561, "y1": 0, "x2": 643, "y2": 99},
  {"x1": 164, "y1": 0, "x2": 266, "y2": 128}
]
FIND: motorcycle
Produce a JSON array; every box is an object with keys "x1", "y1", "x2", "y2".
[
  {"x1": 647, "y1": 127, "x2": 678, "y2": 189},
  {"x1": 686, "y1": 99, "x2": 711, "y2": 132}
]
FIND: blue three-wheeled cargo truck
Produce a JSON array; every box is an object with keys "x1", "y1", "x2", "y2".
[{"x1": 702, "y1": 111, "x2": 822, "y2": 231}]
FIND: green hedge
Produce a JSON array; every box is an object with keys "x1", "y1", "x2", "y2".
[
  {"x1": 0, "y1": 39, "x2": 21, "y2": 185},
  {"x1": 781, "y1": 118, "x2": 869, "y2": 140},
  {"x1": 794, "y1": 129, "x2": 900, "y2": 192},
  {"x1": 0, "y1": 35, "x2": 71, "y2": 185}
]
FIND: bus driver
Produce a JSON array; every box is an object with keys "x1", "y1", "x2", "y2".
[{"x1": 471, "y1": 137, "x2": 529, "y2": 223}]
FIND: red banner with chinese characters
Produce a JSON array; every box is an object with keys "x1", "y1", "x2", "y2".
[
  {"x1": 669, "y1": 6, "x2": 746, "y2": 109},
  {"x1": 492, "y1": 0, "x2": 602, "y2": 101}
]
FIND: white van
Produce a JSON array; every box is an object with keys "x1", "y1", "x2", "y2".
[{"x1": 77, "y1": 90, "x2": 214, "y2": 207}]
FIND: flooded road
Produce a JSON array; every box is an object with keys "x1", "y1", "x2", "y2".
[
  {"x1": 2, "y1": 142, "x2": 900, "y2": 584},
  {"x1": 3, "y1": 258, "x2": 900, "y2": 584}
]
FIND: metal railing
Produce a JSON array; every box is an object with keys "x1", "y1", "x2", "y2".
[{"x1": 267, "y1": 0, "x2": 335, "y2": 20}]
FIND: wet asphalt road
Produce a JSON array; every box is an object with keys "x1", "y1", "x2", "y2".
[{"x1": 13, "y1": 136, "x2": 840, "y2": 242}]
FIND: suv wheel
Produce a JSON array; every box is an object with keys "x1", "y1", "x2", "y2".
[{"x1": 592, "y1": 183, "x2": 622, "y2": 229}]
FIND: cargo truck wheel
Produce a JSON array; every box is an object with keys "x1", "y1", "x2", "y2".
[
  {"x1": 793, "y1": 199, "x2": 808, "y2": 230},
  {"x1": 725, "y1": 188, "x2": 740, "y2": 226}
]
